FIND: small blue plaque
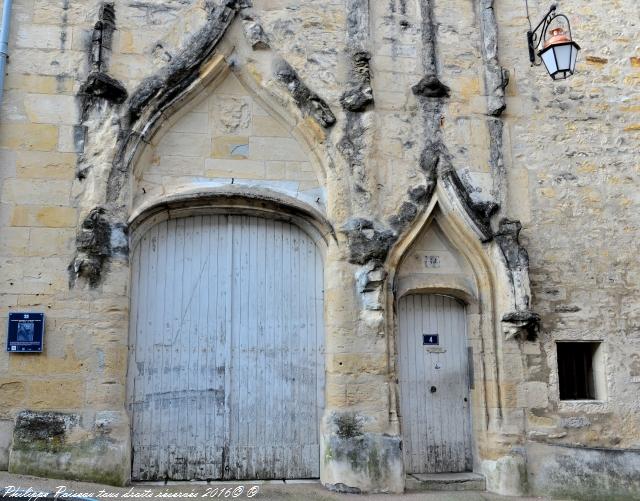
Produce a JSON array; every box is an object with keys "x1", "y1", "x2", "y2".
[
  {"x1": 423, "y1": 334, "x2": 439, "y2": 346},
  {"x1": 7, "y1": 313, "x2": 44, "y2": 353}
]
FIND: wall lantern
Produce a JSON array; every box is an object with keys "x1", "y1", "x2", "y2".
[{"x1": 526, "y1": 3, "x2": 580, "y2": 80}]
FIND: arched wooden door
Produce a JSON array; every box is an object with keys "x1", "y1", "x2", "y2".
[
  {"x1": 128, "y1": 214, "x2": 325, "y2": 480},
  {"x1": 397, "y1": 294, "x2": 472, "y2": 474}
]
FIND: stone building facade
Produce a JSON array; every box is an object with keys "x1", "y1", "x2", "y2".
[{"x1": 0, "y1": 0, "x2": 638, "y2": 498}]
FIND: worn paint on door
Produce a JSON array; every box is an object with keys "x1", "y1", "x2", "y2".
[
  {"x1": 128, "y1": 215, "x2": 325, "y2": 481},
  {"x1": 397, "y1": 294, "x2": 472, "y2": 474}
]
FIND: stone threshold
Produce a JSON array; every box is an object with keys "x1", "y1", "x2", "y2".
[{"x1": 134, "y1": 479, "x2": 320, "y2": 486}]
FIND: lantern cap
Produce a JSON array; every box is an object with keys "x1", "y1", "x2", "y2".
[{"x1": 544, "y1": 27, "x2": 572, "y2": 48}]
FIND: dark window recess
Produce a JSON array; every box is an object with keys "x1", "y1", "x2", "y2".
[{"x1": 557, "y1": 342, "x2": 600, "y2": 400}]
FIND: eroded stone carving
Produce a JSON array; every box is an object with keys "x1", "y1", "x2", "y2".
[
  {"x1": 478, "y1": 0, "x2": 509, "y2": 205},
  {"x1": 343, "y1": 218, "x2": 397, "y2": 266},
  {"x1": 478, "y1": 0, "x2": 509, "y2": 117},
  {"x1": 69, "y1": 207, "x2": 126, "y2": 287},
  {"x1": 502, "y1": 310, "x2": 542, "y2": 340},
  {"x1": 273, "y1": 59, "x2": 336, "y2": 128},
  {"x1": 412, "y1": 75, "x2": 450, "y2": 98},
  {"x1": 341, "y1": 50, "x2": 374, "y2": 112},
  {"x1": 212, "y1": 97, "x2": 251, "y2": 133},
  {"x1": 71, "y1": 2, "x2": 243, "y2": 288},
  {"x1": 80, "y1": 72, "x2": 128, "y2": 106},
  {"x1": 495, "y1": 219, "x2": 540, "y2": 339},
  {"x1": 91, "y1": 3, "x2": 116, "y2": 73},
  {"x1": 80, "y1": 3, "x2": 127, "y2": 110},
  {"x1": 242, "y1": 16, "x2": 269, "y2": 49}
]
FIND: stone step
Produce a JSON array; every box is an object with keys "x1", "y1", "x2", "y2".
[{"x1": 405, "y1": 472, "x2": 486, "y2": 492}]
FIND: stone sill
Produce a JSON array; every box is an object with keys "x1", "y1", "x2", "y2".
[{"x1": 557, "y1": 399, "x2": 609, "y2": 413}]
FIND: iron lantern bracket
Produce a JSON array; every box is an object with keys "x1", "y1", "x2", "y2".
[{"x1": 526, "y1": 4, "x2": 574, "y2": 66}]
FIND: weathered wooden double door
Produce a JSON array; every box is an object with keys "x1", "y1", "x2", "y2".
[
  {"x1": 128, "y1": 215, "x2": 325, "y2": 481},
  {"x1": 398, "y1": 294, "x2": 472, "y2": 474}
]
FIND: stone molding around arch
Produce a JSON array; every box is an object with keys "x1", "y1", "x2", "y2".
[
  {"x1": 383, "y1": 182, "x2": 533, "y2": 495},
  {"x1": 127, "y1": 185, "x2": 336, "y2": 257},
  {"x1": 70, "y1": 1, "x2": 336, "y2": 290}
]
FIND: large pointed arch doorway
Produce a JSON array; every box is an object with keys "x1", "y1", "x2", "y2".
[{"x1": 124, "y1": 39, "x2": 334, "y2": 482}]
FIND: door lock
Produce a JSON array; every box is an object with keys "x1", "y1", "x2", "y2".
[{"x1": 430, "y1": 386, "x2": 437, "y2": 393}]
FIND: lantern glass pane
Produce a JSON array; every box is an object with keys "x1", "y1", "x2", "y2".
[
  {"x1": 554, "y1": 44, "x2": 572, "y2": 71},
  {"x1": 541, "y1": 48, "x2": 558, "y2": 76},
  {"x1": 570, "y1": 44, "x2": 579, "y2": 72}
]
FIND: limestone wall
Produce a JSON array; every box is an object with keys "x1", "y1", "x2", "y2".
[
  {"x1": 496, "y1": 0, "x2": 640, "y2": 448},
  {"x1": 0, "y1": 0, "x2": 637, "y2": 496}
]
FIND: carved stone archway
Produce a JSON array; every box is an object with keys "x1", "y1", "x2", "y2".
[{"x1": 384, "y1": 182, "x2": 535, "y2": 494}]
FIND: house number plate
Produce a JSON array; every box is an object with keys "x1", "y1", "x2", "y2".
[
  {"x1": 423, "y1": 334, "x2": 439, "y2": 346},
  {"x1": 424, "y1": 255, "x2": 441, "y2": 268}
]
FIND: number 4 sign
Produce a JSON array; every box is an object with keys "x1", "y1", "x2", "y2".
[{"x1": 423, "y1": 334, "x2": 439, "y2": 346}]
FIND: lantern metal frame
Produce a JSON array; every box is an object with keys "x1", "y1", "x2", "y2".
[{"x1": 526, "y1": 2, "x2": 580, "y2": 78}]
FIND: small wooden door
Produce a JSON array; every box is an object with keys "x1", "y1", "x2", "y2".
[
  {"x1": 128, "y1": 215, "x2": 325, "y2": 481},
  {"x1": 398, "y1": 294, "x2": 472, "y2": 474}
]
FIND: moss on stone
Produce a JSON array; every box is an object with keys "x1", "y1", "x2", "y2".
[
  {"x1": 10, "y1": 410, "x2": 128, "y2": 487},
  {"x1": 367, "y1": 445, "x2": 382, "y2": 481},
  {"x1": 323, "y1": 444, "x2": 333, "y2": 464},
  {"x1": 325, "y1": 430, "x2": 402, "y2": 489},
  {"x1": 10, "y1": 458, "x2": 126, "y2": 487}
]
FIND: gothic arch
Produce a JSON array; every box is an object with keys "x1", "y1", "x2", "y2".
[
  {"x1": 127, "y1": 54, "x2": 330, "y2": 192},
  {"x1": 128, "y1": 55, "x2": 326, "y2": 221},
  {"x1": 114, "y1": 9, "x2": 342, "y2": 482},
  {"x1": 104, "y1": 3, "x2": 336, "y2": 223},
  {"x1": 71, "y1": 1, "x2": 339, "y2": 290},
  {"x1": 127, "y1": 184, "x2": 336, "y2": 255},
  {"x1": 385, "y1": 182, "x2": 515, "y2": 474}
]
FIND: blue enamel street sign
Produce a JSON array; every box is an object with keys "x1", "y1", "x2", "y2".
[
  {"x1": 423, "y1": 334, "x2": 439, "y2": 346},
  {"x1": 7, "y1": 313, "x2": 44, "y2": 353}
]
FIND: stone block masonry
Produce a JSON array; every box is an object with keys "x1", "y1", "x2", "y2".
[{"x1": 0, "y1": 0, "x2": 637, "y2": 497}]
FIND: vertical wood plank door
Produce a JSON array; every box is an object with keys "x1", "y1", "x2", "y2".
[
  {"x1": 397, "y1": 294, "x2": 472, "y2": 474},
  {"x1": 128, "y1": 215, "x2": 325, "y2": 481}
]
